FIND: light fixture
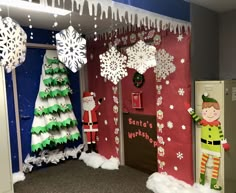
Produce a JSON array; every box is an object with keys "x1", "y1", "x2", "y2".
[{"x1": 0, "y1": 0, "x2": 71, "y2": 16}]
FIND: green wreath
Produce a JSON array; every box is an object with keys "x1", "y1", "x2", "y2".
[{"x1": 133, "y1": 72, "x2": 145, "y2": 88}]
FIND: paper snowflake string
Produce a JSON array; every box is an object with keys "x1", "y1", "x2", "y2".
[
  {"x1": 154, "y1": 49, "x2": 176, "y2": 80},
  {"x1": 0, "y1": 17, "x2": 27, "y2": 73},
  {"x1": 56, "y1": 25, "x2": 87, "y2": 73},
  {"x1": 126, "y1": 40, "x2": 157, "y2": 74},
  {"x1": 99, "y1": 46, "x2": 128, "y2": 85}
]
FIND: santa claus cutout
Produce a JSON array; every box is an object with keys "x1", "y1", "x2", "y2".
[{"x1": 82, "y1": 91, "x2": 102, "y2": 153}]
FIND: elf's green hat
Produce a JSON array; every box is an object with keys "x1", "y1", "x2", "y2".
[{"x1": 202, "y1": 93, "x2": 218, "y2": 103}]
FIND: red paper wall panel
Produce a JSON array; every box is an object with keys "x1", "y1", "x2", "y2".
[
  {"x1": 122, "y1": 68, "x2": 156, "y2": 115},
  {"x1": 87, "y1": 28, "x2": 193, "y2": 185}
]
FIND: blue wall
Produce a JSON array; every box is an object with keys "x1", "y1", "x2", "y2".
[
  {"x1": 6, "y1": 27, "x2": 82, "y2": 172},
  {"x1": 113, "y1": 0, "x2": 190, "y2": 21}
]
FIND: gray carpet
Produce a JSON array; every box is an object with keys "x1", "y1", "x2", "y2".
[{"x1": 14, "y1": 159, "x2": 153, "y2": 193}]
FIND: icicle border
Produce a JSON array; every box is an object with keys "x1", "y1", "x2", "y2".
[{"x1": 31, "y1": 0, "x2": 191, "y2": 34}]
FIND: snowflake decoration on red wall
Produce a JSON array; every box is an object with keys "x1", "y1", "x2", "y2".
[
  {"x1": 99, "y1": 46, "x2": 127, "y2": 85},
  {"x1": 126, "y1": 40, "x2": 157, "y2": 74},
  {"x1": 154, "y1": 49, "x2": 176, "y2": 80}
]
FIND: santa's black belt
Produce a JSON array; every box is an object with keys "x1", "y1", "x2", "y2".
[
  {"x1": 201, "y1": 138, "x2": 221, "y2": 145},
  {"x1": 83, "y1": 122, "x2": 98, "y2": 126}
]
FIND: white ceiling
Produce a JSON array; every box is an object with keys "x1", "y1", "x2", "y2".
[
  {"x1": 187, "y1": 0, "x2": 236, "y2": 13},
  {"x1": 0, "y1": 1, "x2": 125, "y2": 36},
  {"x1": 0, "y1": 0, "x2": 236, "y2": 37}
]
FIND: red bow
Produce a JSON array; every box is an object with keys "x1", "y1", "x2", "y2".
[{"x1": 199, "y1": 119, "x2": 221, "y2": 126}]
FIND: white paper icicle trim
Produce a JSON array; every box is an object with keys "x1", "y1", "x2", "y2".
[{"x1": 33, "y1": 0, "x2": 191, "y2": 34}]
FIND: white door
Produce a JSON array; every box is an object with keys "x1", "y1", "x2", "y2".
[{"x1": 0, "y1": 67, "x2": 14, "y2": 193}]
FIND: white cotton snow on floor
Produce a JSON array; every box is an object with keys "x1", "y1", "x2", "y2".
[
  {"x1": 146, "y1": 172, "x2": 220, "y2": 193},
  {"x1": 79, "y1": 152, "x2": 120, "y2": 170},
  {"x1": 12, "y1": 171, "x2": 25, "y2": 184}
]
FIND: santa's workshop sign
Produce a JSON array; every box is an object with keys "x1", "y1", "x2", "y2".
[{"x1": 123, "y1": 113, "x2": 157, "y2": 173}]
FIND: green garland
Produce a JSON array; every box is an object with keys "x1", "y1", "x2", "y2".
[{"x1": 133, "y1": 72, "x2": 145, "y2": 88}]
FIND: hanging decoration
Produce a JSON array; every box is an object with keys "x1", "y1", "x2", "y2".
[
  {"x1": 154, "y1": 49, "x2": 176, "y2": 81},
  {"x1": 56, "y1": 25, "x2": 87, "y2": 73},
  {"x1": 0, "y1": 17, "x2": 27, "y2": 73},
  {"x1": 133, "y1": 71, "x2": 145, "y2": 88},
  {"x1": 99, "y1": 46, "x2": 127, "y2": 85},
  {"x1": 126, "y1": 40, "x2": 157, "y2": 74},
  {"x1": 27, "y1": 15, "x2": 34, "y2": 40},
  {"x1": 23, "y1": 0, "x2": 190, "y2": 37}
]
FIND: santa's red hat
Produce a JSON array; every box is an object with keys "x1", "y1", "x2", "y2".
[{"x1": 83, "y1": 91, "x2": 95, "y2": 98}]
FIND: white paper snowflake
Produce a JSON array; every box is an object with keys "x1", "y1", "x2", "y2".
[
  {"x1": 56, "y1": 26, "x2": 87, "y2": 73},
  {"x1": 169, "y1": 105, "x2": 174, "y2": 109},
  {"x1": 0, "y1": 17, "x2": 27, "y2": 73},
  {"x1": 167, "y1": 121, "x2": 173, "y2": 129},
  {"x1": 182, "y1": 125, "x2": 186, "y2": 130},
  {"x1": 154, "y1": 49, "x2": 176, "y2": 80},
  {"x1": 177, "y1": 152, "x2": 184, "y2": 160},
  {"x1": 177, "y1": 34, "x2": 183, "y2": 42},
  {"x1": 126, "y1": 40, "x2": 157, "y2": 74},
  {"x1": 178, "y1": 88, "x2": 185, "y2": 96},
  {"x1": 174, "y1": 166, "x2": 178, "y2": 171},
  {"x1": 99, "y1": 46, "x2": 127, "y2": 85},
  {"x1": 181, "y1": 58, "x2": 185, "y2": 63}
]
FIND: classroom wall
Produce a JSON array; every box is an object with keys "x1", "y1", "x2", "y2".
[
  {"x1": 190, "y1": 4, "x2": 219, "y2": 81},
  {"x1": 219, "y1": 10, "x2": 236, "y2": 80},
  {"x1": 113, "y1": 0, "x2": 190, "y2": 21}
]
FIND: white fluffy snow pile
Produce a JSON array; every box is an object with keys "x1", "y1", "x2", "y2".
[
  {"x1": 12, "y1": 171, "x2": 25, "y2": 184},
  {"x1": 79, "y1": 152, "x2": 120, "y2": 170},
  {"x1": 146, "y1": 172, "x2": 219, "y2": 193}
]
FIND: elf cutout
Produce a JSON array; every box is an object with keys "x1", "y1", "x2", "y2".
[
  {"x1": 82, "y1": 91, "x2": 102, "y2": 153},
  {"x1": 185, "y1": 93, "x2": 230, "y2": 191}
]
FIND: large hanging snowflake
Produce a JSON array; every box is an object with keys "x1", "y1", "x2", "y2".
[
  {"x1": 56, "y1": 25, "x2": 87, "y2": 73},
  {"x1": 154, "y1": 49, "x2": 176, "y2": 80},
  {"x1": 99, "y1": 46, "x2": 127, "y2": 85},
  {"x1": 0, "y1": 17, "x2": 27, "y2": 73},
  {"x1": 126, "y1": 40, "x2": 157, "y2": 74}
]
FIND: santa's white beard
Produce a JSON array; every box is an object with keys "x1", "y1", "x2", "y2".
[{"x1": 83, "y1": 100, "x2": 95, "y2": 111}]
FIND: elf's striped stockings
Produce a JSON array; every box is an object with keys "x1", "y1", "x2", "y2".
[
  {"x1": 199, "y1": 153, "x2": 208, "y2": 185},
  {"x1": 212, "y1": 156, "x2": 220, "y2": 179},
  {"x1": 200, "y1": 153, "x2": 209, "y2": 176}
]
